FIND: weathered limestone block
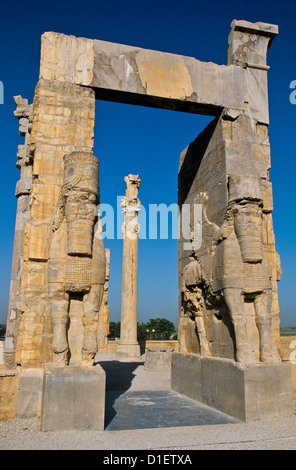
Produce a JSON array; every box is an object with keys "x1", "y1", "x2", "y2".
[
  {"x1": 144, "y1": 347, "x2": 174, "y2": 371},
  {"x1": 38, "y1": 31, "x2": 249, "y2": 117},
  {"x1": 15, "y1": 299, "x2": 52, "y2": 367},
  {"x1": 0, "y1": 371, "x2": 18, "y2": 420},
  {"x1": 38, "y1": 22, "x2": 277, "y2": 124},
  {"x1": 40, "y1": 365, "x2": 106, "y2": 431},
  {"x1": 92, "y1": 39, "x2": 247, "y2": 114},
  {"x1": 228, "y1": 20, "x2": 278, "y2": 68},
  {"x1": 280, "y1": 336, "x2": 296, "y2": 397},
  {"x1": 228, "y1": 20, "x2": 278, "y2": 124},
  {"x1": 171, "y1": 352, "x2": 293, "y2": 422},
  {"x1": 16, "y1": 368, "x2": 44, "y2": 418},
  {"x1": 40, "y1": 32, "x2": 94, "y2": 85}
]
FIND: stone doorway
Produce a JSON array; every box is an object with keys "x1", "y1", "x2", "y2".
[
  {"x1": 4, "y1": 20, "x2": 293, "y2": 426},
  {"x1": 93, "y1": 98, "x2": 213, "y2": 333}
]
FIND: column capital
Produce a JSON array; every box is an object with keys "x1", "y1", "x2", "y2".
[
  {"x1": 228, "y1": 19, "x2": 278, "y2": 69},
  {"x1": 124, "y1": 174, "x2": 141, "y2": 194},
  {"x1": 121, "y1": 174, "x2": 141, "y2": 236}
]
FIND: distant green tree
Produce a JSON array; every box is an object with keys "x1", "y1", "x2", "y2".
[
  {"x1": 137, "y1": 322, "x2": 149, "y2": 341},
  {"x1": 145, "y1": 318, "x2": 175, "y2": 340},
  {"x1": 108, "y1": 321, "x2": 121, "y2": 339},
  {"x1": 107, "y1": 318, "x2": 176, "y2": 341}
]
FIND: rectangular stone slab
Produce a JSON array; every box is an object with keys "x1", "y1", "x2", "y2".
[
  {"x1": 91, "y1": 39, "x2": 248, "y2": 114},
  {"x1": 39, "y1": 32, "x2": 248, "y2": 115},
  {"x1": 40, "y1": 365, "x2": 106, "y2": 431},
  {"x1": 171, "y1": 352, "x2": 294, "y2": 422},
  {"x1": 16, "y1": 368, "x2": 44, "y2": 418}
]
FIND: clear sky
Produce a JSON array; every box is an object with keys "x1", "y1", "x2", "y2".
[{"x1": 0, "y1": 0, "x2": 295, "y2": 327}]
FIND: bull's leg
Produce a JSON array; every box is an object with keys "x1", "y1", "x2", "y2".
[
  {"x1": 254, "y1": 289, "x2": 281, "y2": 363},
  {"x1": 223, "y1": 288, "x2": 257, "y2": 363},
  {"x1": 195, "y1": 314, "x2": 211, "y2": 356},
  {"x1": 82, "y1": 284, "x2": 104, "y2": 366},
  {"x1": 49, "y1": 284, "x2": 70, "y2": 365}
]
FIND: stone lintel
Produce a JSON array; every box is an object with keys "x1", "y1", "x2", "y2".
[
  {"x1": 39, "y1": 31, "x2": 248, "y2": 116},
  {"x1": 91, "y1": 38, "x2": 247, "y2": 114},
  {"x1": 39, "y1": 24, "x2": 279, "y2": 124}
]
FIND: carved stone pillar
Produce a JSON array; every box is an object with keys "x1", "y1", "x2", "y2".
[
  {"x1": 4, "y1": 96, "x2": 33, "y2": 368},
  {"x1": 97, "y1": 248, "x2": 111, "y2": 352},
  {"x1": 14, "y1": 79, "x2": 97, "y2": 368},
  {"x1": 116, "y1": 175, "x2": 141, "y2": 359}
]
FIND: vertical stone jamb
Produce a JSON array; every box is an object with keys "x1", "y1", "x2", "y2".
[
  {"x1": 4, "y1": 97, "x2": 33, "y2": 368},
  {"x1": 14, "y1": 80, "x2": 96, "y2": 368},
  {"x1": 97, "y1": 248, "x2": 111, "y2": 352},
  {"x1": 227, "y1": 20, "x2": 281, "y2": 345},
  {"x1": 178, "y1": 20, "x2": 281, "y2": 361},
  {"x1": 116, "y1": 175, "x2": 141, "y2": 359}
]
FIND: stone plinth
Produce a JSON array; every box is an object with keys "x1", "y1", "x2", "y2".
[
  {"x1": 0, "y1": 370, "x2": 18, "y2": 420},
  {"x1": 280, "y1": 335, "x2": 296, "y2": 397},
  {"x1": 171, "y1": 352, "x2": 294, "y2": 422},
  {"x1": 116, "y1": 342, "x2": 141, "y2": 360},
  {"x1": 145, "y1": 347, "x2": 174, "y2": 371},
  {"x1": 40, "y1": 365, "x2": 106, "y2": 431},
  {"x1": 16, "y1": 368, "x2": 44, "y2": 418}
]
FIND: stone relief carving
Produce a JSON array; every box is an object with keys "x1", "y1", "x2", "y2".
[
  {"x1": 14, "y1": 96, "x2": 33, "y2": 164},
  {"x1": 48, "y1": 151, "x2": 106, "y2": 366},
  {"x1": 180, "y1": 176, "x2": 281, "y2": 364},
  {"x1": 13, "y1": 95, "x2": 33, "y2": 197},
  {"x1": 4, "y1": 97, "x2": 33, "y2": 367}
]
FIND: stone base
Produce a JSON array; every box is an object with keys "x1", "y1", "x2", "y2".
[
  {"x1": 116, "y1": 342, "x2": 141, "y2": 360},
  {"x1": 144, "y1": 347, "x2": 174, "y2": 371},
  {"x1": 17, "y1": 368, "x2": 44, "y2": 418},
  {"x1": 171, "y1": 352, "x2": 294, "y2": 422},
  {"x1": 0, "y1": 370, "x2": 18, "y2": 420},
  {"x1": 40, "y1": 365, "x2": 106, "y2": 431}
]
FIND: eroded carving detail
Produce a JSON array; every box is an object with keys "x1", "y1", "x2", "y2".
[
  {"x1": 4, "y1": 97, "x2": 33, "y2": 366},
  {"x1": 48, "y1": 151, "x2": 106, "y2": 366},
  {"x1": 181, "y1": 176, "x2": 281, "y2": 364}
]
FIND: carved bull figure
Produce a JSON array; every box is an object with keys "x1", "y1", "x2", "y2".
[
  {"x1": 180, "y1": 175, "x2": 281, "y2": 364},
  {"x1": 48, "y1": 151, "x2": 106, "y2": 366}
]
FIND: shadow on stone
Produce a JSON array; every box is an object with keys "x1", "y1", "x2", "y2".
[
  {"x1": 95, "y1": 358, "x2": 239, "y2": 431},
  {"x1": 95, "y1": 359, "x2": 144, "y2": 428},
  {"x1": 96, "y1": 360, "x2": 144, "y2": 391}
]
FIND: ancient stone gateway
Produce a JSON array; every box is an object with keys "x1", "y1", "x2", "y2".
[{"x1": 2, "y1": 19, "x2": 294, "y2": 424}]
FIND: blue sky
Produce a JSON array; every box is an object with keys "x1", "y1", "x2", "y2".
[{"x1": 0, "y1": 0, "x2": 295, "y2": 327}]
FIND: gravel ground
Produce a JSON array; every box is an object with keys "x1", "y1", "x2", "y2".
[
  {"x1": 1, "y1": 414, "x2": 296, "y2": 450},
  {"x1": 1, "y1": 354, "x2": 296, "y2": 451}
]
